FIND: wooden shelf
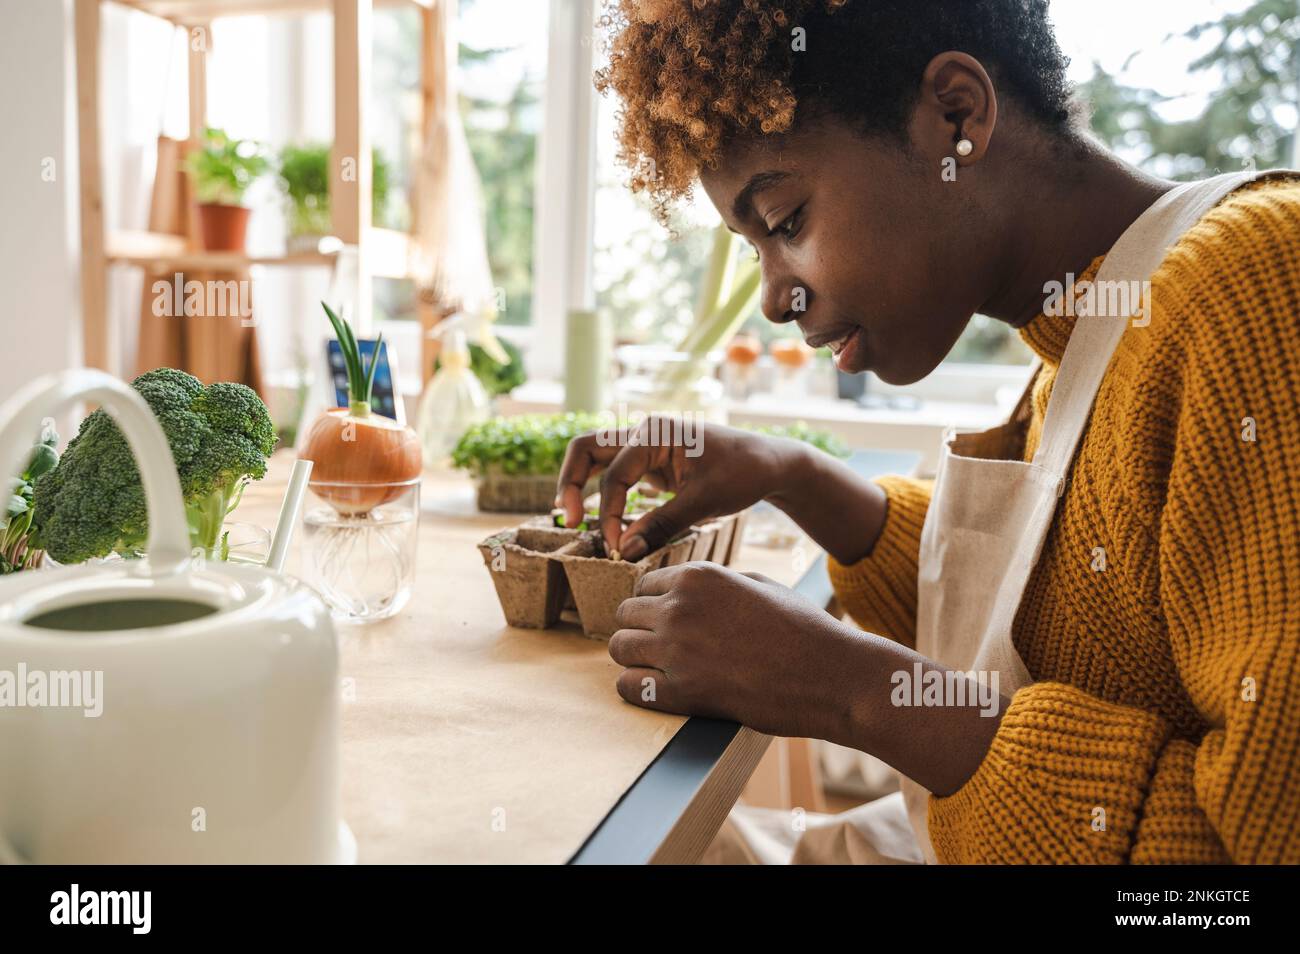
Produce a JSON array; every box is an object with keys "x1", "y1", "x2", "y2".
[
  {"x1": 110, "y1": 0, "x2": 432, "y2": 23},
  {"x1": 106, "y1": 227, "x2": 418, "y2": 278},
  {"x1": 76, "y1": 0, "x2": 451, "y2": 368}
]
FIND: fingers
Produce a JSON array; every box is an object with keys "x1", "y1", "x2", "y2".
[
  {"x1": 613, "y1": 595, "x2": 660, "y2": 631},
  {"x1": 634, "y1": 562, "x2": 694, "y2": 597},
  {"x1": 598, "y1": 473, "x2": 632, "y2": 555},
  {"x1": 618, "y1": 492, "x2": 712, "y2": 563},
  {"x1": 609, "y1": 615, "x2": 675, "y2": 711},
  {"x1": 607, "y1": 627, "x2": 657, "y2": 667},
  {"x1": 556, "y1": 431, "x2": 621, "y2": 527},
  {"x1": 597, "y1": 442, "x2": 657, "y2": 554},
  {"x1": 615, "y1": 667, "x2": 682, "y2": 713}
]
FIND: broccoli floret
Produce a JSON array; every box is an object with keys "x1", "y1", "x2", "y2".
[{"x1": 32, "y1": 369, "x2": 277, "y2": 564}]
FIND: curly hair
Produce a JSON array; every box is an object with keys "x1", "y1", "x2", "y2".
[{"x1": 595, "y1": 0, "x2": 1076, "y2": 217}]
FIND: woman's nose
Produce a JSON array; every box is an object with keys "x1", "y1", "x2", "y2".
[{"x1": 760, "y1": 272, "x2": 803, "y2": 325}]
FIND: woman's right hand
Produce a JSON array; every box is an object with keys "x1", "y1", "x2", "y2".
[{"x1": 556, "y1": 419, "x2": 791, "y2": 562}]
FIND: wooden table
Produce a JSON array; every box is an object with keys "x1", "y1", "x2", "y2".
[{"x1": 238, "y1": 449, "x2": 920, "y2": 864}]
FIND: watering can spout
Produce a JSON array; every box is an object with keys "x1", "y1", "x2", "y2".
[{"x1": 0, "y1": 370, "x2": 192, "y2": 576}]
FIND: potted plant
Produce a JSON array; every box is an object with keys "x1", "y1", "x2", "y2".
[
  {"x1": 299, "y1": 302, "x2": 422, "y2": 515},
  {"x1": 277, "y1": 143, "x2": 391, "y2": 253},
  {"x1": 186, "y1": 127, "x2": 271, "y2": 252},
  {"x1": 451, "y1": 412, "x2": 609, "y2": 513}
]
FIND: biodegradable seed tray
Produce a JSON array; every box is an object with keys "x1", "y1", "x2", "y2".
[
  {"x1": 689, "y1": 521, "x2": 719, "y2": 562},
  {"x1": 476, "y1": 525, "x2": 584, "y2": 629},
  {"x1": 710, "y1": 513, "x2": 738, "y2": 566},
  {"x1": 558, "y1": 532, "x2": 697, "y2": 639},
  {"x1": 722, "y1": 509, "x2": 749, "y2": 565},
  {"x1": 478, "y1": 510, "x2": 748, "y2": 640}
]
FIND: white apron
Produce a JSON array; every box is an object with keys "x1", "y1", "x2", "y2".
[
  {"x1": 899, "y1": 168, "x2": 1284, "y2": 863},
  {"x1": 710, "y1": 168, "x2": 1290, "y2": 866}
]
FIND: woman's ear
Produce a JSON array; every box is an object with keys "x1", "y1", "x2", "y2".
[{"x1": 912, "y1": 51, "x2": 998, "y2": 166}]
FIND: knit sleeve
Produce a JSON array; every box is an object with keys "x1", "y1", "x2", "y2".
[
  {"x1": 927, "y1": 181, "x2": 1300, "y2": 864},
  {"x1": 826, "y1": 474, "x2": 932, "y2": 648}
]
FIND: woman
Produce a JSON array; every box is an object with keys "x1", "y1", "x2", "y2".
[{"x1": 558, "y1": 0, "x2": 1300, "y2": 863}]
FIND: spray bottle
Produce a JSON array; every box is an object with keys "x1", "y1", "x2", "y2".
[{"x1": 416, "y1": 316, "x2": 490, "y2": 466}]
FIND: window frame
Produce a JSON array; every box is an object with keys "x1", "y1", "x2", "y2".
[{"x1": 527, "y1": 0, "x2": 598, "y2": 381}]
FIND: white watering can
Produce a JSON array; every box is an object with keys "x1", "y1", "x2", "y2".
[{"x1": 0, "y1": 371, "x2": 348, "y2": 863}]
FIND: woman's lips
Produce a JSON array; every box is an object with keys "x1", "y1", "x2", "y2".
[{"x1": 829, "y1": 327, "x2": 867, "y2": 373}]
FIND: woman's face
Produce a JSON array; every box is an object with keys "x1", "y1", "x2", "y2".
[{"x1": 699, "y1": 118, "x2": 995, "y2": 385}]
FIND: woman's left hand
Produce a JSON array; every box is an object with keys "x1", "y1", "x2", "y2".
[
  {"x1": 608, "y1": 560, "x2": 1010, "y2": 797},
  {"x1": 609, "y1": 561, "x2": 870, "y2": 744}
]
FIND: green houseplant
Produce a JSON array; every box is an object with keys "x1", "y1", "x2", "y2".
[
  {"x1": 452, "y1": 412, "x2": 609, "y2": 513},
  {"x1": 185, "y1": 127, "x2": 271, "y2": 252},
  {"x1": 450, "y1": 414, "x2": 848, "y2": 514},
  {"x1": 277, "y1": 143, "x2": 391, "y2": 250}
]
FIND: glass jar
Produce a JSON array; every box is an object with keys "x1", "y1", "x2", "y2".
[{"x1": 302, "y1": 477, "x2": 420, "y2": 623}]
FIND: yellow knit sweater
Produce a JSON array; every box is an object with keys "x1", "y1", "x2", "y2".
[{"x1": 827, "y1": 177, "x2": 1300, "y2": 864}]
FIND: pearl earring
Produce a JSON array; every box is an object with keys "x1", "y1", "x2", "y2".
[{"x1": 955, "y1": 138, "x2": 974, "y2": 157}]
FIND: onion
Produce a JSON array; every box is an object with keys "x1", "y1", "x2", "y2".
[
  {"x1": 299, "y1": 302, "x2": 423, "y2": 514},
  {"x1": 301, "y1": 408, "x2": 421, "y2": 514}
]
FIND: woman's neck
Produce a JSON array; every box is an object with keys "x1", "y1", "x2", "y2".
[{"x1": 981, "y1": 137, "x2": 1174, "y2": 329}]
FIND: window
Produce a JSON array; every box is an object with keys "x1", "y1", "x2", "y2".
[
  {"x1": 457, "y1": 0, "x2": 549, "y2": 328},
  {"x1": 362, "y1": 1, "x2": 549, "y2": 332},
  {"x1": 593, "y1": 97, "x2": 722, "y2": 349}
]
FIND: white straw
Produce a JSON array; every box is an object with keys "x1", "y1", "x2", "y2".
[{"x1": 266, "y1": 458, "x2": 313, "y2": 574}]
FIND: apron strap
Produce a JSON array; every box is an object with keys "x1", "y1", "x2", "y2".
[{"x1": 1030, "y1": 170, "x2": 1298, "y2": 483}]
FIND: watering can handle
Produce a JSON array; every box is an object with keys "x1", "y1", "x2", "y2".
[{"x1": 0, "y1": 370, "x2": 191, "y2": 577}]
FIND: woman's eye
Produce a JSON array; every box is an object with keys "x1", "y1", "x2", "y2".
[{"x1": 768, "y1": 205, "x2": 804, "y2": 241}]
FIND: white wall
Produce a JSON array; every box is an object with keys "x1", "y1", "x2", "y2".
[{"x1": 0, "y1": 0, "x2": 81, "y2": 403}]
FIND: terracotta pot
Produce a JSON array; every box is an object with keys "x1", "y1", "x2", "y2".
[{"x1": 197, "y1": 203, "x2": 251, "y2": 252}]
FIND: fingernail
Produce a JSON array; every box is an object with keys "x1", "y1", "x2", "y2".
[{"x1": 621, "y1": 535, "x2": 648, "y2": 561}]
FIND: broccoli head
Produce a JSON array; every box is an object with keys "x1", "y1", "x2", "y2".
[{"x1": 32, "y1": 368, "x2": 277, "y2": 564}]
